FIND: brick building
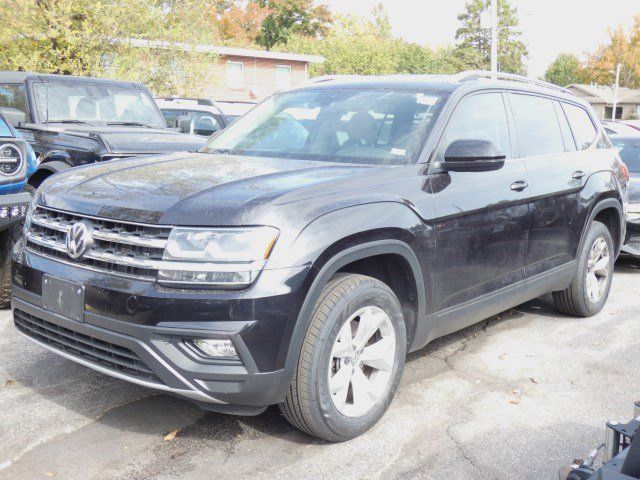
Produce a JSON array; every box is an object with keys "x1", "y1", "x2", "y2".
[
  {"x1": 127, "y1": 39, "x2": 325, "y2": 102},
  {"x1": 203, "y1": 46, "x2": 325, "y2": 102}
]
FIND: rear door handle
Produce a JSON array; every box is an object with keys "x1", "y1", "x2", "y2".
[
  {"x1": 572, "y1": 170, "x2": 585, "y2": 180},
  {"x1": 510, "y1": 180, "x2": 529, "y2": 191}
]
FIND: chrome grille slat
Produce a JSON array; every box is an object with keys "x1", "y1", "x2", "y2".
[{"x1": 26, "y1": 205, "x2": 171, "y2": 280}]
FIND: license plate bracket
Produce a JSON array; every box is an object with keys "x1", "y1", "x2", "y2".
[{"x1": 42, "y1": 275, "x2": 85, "y2": 322}]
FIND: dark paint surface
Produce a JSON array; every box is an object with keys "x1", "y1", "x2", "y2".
[{"x1": 12, "y1": 78, "x2": 629, "y2": 408}]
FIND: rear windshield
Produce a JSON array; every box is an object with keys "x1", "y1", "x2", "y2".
[
  {"x1": 202, "y1": 88, "x2": 446, "y2": 165},
  {"x1": 611, "y1": 138, "x2": 640, "y2": 172}
]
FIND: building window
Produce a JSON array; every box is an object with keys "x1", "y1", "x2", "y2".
[
  {"x1": 226, "y1": 61, "x2": 244, "y2": 88},
  {"x1": 604, "y1": 106, "x2": 623, "y2": 120},
  {"x1": 275, "y1": 65, "x2": 292, "y2": 91}
]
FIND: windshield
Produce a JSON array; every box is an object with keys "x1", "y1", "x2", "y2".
[
  {"x1": 33, "y1": 82, "x2": 165, "y2": 128},
  {"x1": 202, "y1": 88, "x2": 445, "y2": 165},
  {"x1": 612, "y1": 138, "x2": 640, "y2": 172}
]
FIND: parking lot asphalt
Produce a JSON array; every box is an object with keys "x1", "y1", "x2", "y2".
[{"x1": 1, "y1": 259, "x2": 639, "y2": 480}]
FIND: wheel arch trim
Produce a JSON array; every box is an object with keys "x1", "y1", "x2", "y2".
[
  {"x1": 272, "y1": 239, "x2": 425, "y2": 403},
  {"x1": 580, "y1": 197, "x2": 624, "y2": 257}
]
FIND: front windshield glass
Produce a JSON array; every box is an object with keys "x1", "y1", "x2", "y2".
[
  {"x1": 612, "y1": 138, "x2": 640, "y2": 172},
  {"x1": 33, "y1": 82, "x2": 165, "y2": 127},
  {"x1": 202, "y1": 88, "x2": 445, "y2": 165}
]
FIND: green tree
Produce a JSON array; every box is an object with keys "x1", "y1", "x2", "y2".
[
  {"x1": 543, "y1": 53, "x2": 587, "y2": 86},
  {"x1": 255, "y1": 0, "x2": 332, "y2": 50},
  {"x1": 0, "y1": 0, "x2": 219, "y2": 96},
  {"x1": 455, "y1": 0, "x2": 528, "y2": 74},
  {"x1": 282, "y1": 12, "x2": 481, "y2": 77},
  {"x1": 372, "y1": 3, "x2": 392, "y2": 39}
]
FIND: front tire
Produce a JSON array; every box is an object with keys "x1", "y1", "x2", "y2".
[
  {"x1": 0, "y1": 224, "x2": 21, "y2": 309},
  {"x1": 553, "y1": 221, "x2": 614, "y2": 317},
  {"x1": 280, "y1": 273, "x2": 406, "y2": 441}
]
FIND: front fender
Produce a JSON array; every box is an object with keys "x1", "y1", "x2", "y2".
[{"x1": 271, "y1": 202, "x2": 431, "y2": 402}]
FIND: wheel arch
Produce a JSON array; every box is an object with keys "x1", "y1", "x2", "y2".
[
  {"x1": 580, "y1": 197, "x2": 624, "y2": 257},
  {"x1": 272, "y1": 239, "x2": 426, "y2": 403},
  {"x1": 28, "y1": 159, "x2": 71, "y2": 188}
]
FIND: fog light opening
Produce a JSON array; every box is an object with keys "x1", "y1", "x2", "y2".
[{"x1": 189, "y1": 338, "x2": 239, "y2": 360}]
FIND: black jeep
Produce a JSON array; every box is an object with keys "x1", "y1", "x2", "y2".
[
  {"x1": 13, "y1": 71, "x2": 628, "y2": 441},
  {"x1": 0, "y1": 72, "x2": 207, "y2": 189}
]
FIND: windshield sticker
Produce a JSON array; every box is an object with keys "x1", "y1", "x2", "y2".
[
  {"x1": 391, "y1": 148, "x2": 407, "y2": 156},
  {"x1": 416, "y1": 94, "x2": 439, "y2": 106}
]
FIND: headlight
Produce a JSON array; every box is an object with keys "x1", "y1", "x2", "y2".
[{"x1": 157, "y1": 226, "x2": 279, "y2": 288}]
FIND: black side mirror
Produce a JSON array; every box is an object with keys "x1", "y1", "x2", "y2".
[{"x1": 441, "y1": 139, "x2": 506, "y2": 172}]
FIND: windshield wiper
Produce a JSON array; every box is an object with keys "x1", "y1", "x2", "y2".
[
  {"x1": 106, "y1": 121, "x2": 153, "y2": 128},
  {"x1": 46, "y1": 119, "x2": 97, "y2": 126}
]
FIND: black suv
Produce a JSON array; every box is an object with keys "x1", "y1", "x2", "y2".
[
  {"x1": 12, "y1": 71, "x2": 628, "y2": 441},
  {"x1": 0, "y1": 72, "x2": 206, "y2": 189}
]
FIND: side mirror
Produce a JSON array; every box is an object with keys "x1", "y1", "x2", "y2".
[
  {"x1": 177, "y1": 116, "x2": 192, "y2": 133},
  {"x1": 193, "y1": 125, "x2": 220, "y2": 136},
  {"x1": 441, "y1": 139, "x2": 506, "y2": 172}
]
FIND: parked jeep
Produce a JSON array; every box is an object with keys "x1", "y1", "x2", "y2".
[
  {"x1": 13, "y1": 72, "x2": 628, "y2": 441},
  {"x1": 0, "y1": 113, "x2": 36, "y2": 306},
  {"x1": 0, "y1": 72, "x2": 207, "y2": 189}
]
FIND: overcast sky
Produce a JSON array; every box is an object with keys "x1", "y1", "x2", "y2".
[{"x1": 318, "y1": 0, "x2": 638, "y2": 78}]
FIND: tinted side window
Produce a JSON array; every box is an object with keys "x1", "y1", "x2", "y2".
[
  {"x1": 442, "y1": 93, "x2": 511, "y2": 158},
  {"x1": 510, "y1": 94, "x2": 564, "y2": 157},
  {"x1": 0, "y1": 84, "x2": 28, "y2": 116},
  {"x1": 563, "y1": 103, "x2": 597, "y2": 150},
  {"x1": 554, "y1": 101, "x2": 577, "y2": 152},
  {"x1": 161, "y1": 109, "x2": 184, "y2": 128}
]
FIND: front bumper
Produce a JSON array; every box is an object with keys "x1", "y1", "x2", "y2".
[
  {"x1": 12, "y1": 249, "x2": 312, "y2": 413},
  {"x1": 0, "y1": 192, "x2": 31, "y2": 232}
]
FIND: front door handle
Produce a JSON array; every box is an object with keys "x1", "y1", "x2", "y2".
[
  {"x1": 572, "y1": 170, "x2": 585, "y2": 180},
  {"x1": 510, "y1": 180, "x2": 529, "y2": 192}
]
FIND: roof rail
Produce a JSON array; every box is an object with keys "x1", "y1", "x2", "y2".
[{"x1": 453, "y1": 70, "x2": 574, "y2": 96}]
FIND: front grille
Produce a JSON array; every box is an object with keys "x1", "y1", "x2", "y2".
[
  {"x1": 26, "y1": 205, "x2": 171, "y2": 280},
  {"x1": 14, "y1": 309, "x2": 162, "y2": 384}
]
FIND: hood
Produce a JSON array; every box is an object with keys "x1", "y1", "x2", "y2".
[
  {"x1": 39, "y1": 153, "x2": 385, "y2": 225},
  {"x1": 27, "y1": 123, "x2": 207, "y2": 154}
]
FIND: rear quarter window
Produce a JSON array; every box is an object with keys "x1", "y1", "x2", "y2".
[{"x1": 562, "y1": 103, "x2": 598, "y2": 150}]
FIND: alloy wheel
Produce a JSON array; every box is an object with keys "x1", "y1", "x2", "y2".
[
  {"x1": 328, "y1": 306, "x2": 396, "y2": 417},
  {"x1": 586, "y1": 237, "x2": 610, "y2": 303}
]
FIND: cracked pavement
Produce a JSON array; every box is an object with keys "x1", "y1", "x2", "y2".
[{"x1": 1, "y1": 259, "x2": 639, "y2": 480}]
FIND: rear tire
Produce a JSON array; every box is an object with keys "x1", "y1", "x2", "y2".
[
  {"x1": 280, "y1": 273, "x2": 406, "y2": 441},
  {"x1": 553, "y1": 221, "x2": 614, "y2": 317}
]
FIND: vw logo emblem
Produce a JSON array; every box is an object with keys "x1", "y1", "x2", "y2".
[{"x1": 66, "y1": 222, "x2": 93, "y2": 260}]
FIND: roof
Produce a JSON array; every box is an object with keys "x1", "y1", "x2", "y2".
[
  {"x1": 299, "y1": 72, "x2": 580, "y2": 102},
  {"x1": 123, "y1": 38, "x2": 325, "y2": 64},
  {"x1": 567, "y1": 84, "x2": 640, "y2": 104},
  {"x1": 0, "y1": 71, "x2": 146, "y2": 88}
]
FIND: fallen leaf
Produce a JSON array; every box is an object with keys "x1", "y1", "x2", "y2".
[
  {"x1": 1, "y1": 379, "x2": 16, "y2": 387},
  {"x1": 509, "y1": 399, "x2": 520, "y2": 405},
  {"x1": 530, "y1": 377, "x2": 539, "y2": 384},
  {"x1": 163, "y1": 429, "x2": 181, "y2": 442},
  {"x1": 498, "y1": 353, "x2": 507, "y2": 360},
  {"x1": 45, "y1": 473, "x2": 55, "y2": 478}
]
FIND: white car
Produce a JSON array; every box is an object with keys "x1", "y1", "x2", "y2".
[{"x1": 155, "y1": 98, "x2": 255, "y2": 136}]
